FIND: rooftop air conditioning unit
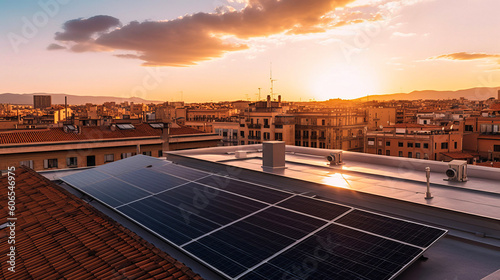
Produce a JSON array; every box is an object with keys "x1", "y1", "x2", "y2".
[
  {"x1": 445, "y1": 160, "x2": 468, "y2": 182},
  {"x1": 327, "y1": 151, "x2": 343, "y2": 165}
]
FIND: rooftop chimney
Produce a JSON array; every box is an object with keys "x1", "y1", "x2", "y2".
[
  {"x1": 262, "y1": 141, "x2": 286, "y2": 170},
  {"x1": 278, "y1": 95, "x2": 281, "y2": 105},
  {"x1": 497, "y1": 89, "x2": 500, "y2": 100},
  {"x1": 267, "y1": 95, "x2": 271, "y2": 108}
]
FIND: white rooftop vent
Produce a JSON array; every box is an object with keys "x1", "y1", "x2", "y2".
[
  {"x1": 445, "y1": 160, "x2": 468, "y2": 182},
  {"x1": 327, "y1": 150, "x2": 343, "y2": 165},
  {"x1": 235, "y1": 151, "x2": 247, "y2": 159}
]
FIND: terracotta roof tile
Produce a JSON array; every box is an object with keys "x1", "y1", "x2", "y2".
[
  {"x1": 0, "y1": 123, "x2": 206, "y2": 145},
  {"x1": 0, "y1": 167, "x2": 203, "y2": 280}
]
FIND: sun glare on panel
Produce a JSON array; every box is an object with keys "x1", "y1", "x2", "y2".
[{"x1": 310, "y1": 66, "x2": 377, "y2": 100}]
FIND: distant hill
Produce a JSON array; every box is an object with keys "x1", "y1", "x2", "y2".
[
  {"x1": 0, "y1": 93, "x2": 164, "y2": 105},
  {"x1": 354, "y1": 87, "x2": 500, "y2": 101}
]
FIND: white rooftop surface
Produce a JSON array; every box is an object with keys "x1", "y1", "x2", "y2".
[{"x1": 170, "y1": 146, "x2": 500, "y2": 222}]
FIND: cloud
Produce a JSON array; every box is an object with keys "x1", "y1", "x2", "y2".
[
  {"x1": 53, "y1": 0, "x2": 425, "y2": 66},
  {"x1": 55, "y1": 15, "x2": 121, "y2": 42},
  {"x1": 429, "y1": 52, "x2": 500, "y2": 61},
  {"x1": 47, "y1": 43, "x2": 66, "y2": 50},
  {"x1": 51, "y1": 0, "x2": 363, "y2": 66}
]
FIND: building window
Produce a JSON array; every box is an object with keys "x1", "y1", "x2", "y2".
[
  {"x1": 386, "y1": 150, "x2": 390, "y2": 156},
  {"x1": 494, "y1": 145, "x2": 500, "y2": 152},
  {"x1": 454, "y1": 142, "x2": 457, "y2": 149},
  {"x1": 415, "y1": 143, "x2": 421, "y2": 148},
  {"x1": 416, "y1": 152, "x2": 421, "y2": 159},
  {"x1": 240, "y1": 131, "x2": 245, "y2": 137},
  {"x1": 441, "y1": 142, "x2": 448, "y2": 149},
  {"x1": 367, "y1": 138, "x2": 375, "y2": 146},
  {"x1": 295, "y1": 140, "x2": 301, "y2": 146},
  {"x1": 103, "y1": 154, "x2": 114, "y2": 162},
  {"x1": 311, "y1": 142, "x2": 317, "y2": 148},
  {"x1": 263, "y1": 132, "x2": 270, "y2": 140},
  {"x1": 398, "y1": 151, "x2": 403, "y2": 157},
  {"x1": 303, "y1": 131, "x2": 309, "y2": 138},
  {"x1": 20, "y1": 160, "x2": 34, "y2": 169},
  {"x1": 408, "y1": 152, "x2": 412, "y2": 158},
  {"x1": 377, "y1": 149, "x2": 382, "y2": 155},
  {"x1": 275, "y1": 133, "x2": 283, "y2": 140},
  {"x1": 322, "y1": 119, "x2": 325, "y2": 125},
  {"x1": 121, "y1": 153, "x2": 133, "y2": 159},
  {"x1": 424, "y1": 153, "x2": 429, "y2": 159},
  {"x1": 240, "y1": 141, "x2": 245, "y2": 145},
  {"x1": 465, "y1": 125, "x2": 473, "y2": 132},
  {"x1": 386, "y1": 141, "x2": 391, "y2": 146},
  {"x1": 398, "y1": 142, "x2": 403, "y2": 147},
  {"x1": 142, "y1": 151, "x2": 152, "y2": 156},
  {"x1": 407, "y1": 142, "x2": 413, "y2": 148},
  {"x1": 423, "y1": 143, "x2": 429, "y2": 149},
  {"x1": 158, "y1": 150, "x2": 163, "y2": 157},
  {"x1": 43, "y1": 159, "x2": 58, "y2": 169},
  {"x1": 66, "y1": 157, "x2": 78, "y2": 168},
  {"x1": 319, "y1": 142, "x2": 326, "y2": 149},
  {"x1": 303, "y1": 141, "x2": 309, "y2": 147}
]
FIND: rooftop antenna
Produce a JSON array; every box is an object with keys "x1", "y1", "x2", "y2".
[
  {"x1": 270, "y1": 62, "x2": 277, "y2": 101},
  {"x1": 258, "y1": 88, "x2": 261, "y2": 101}
]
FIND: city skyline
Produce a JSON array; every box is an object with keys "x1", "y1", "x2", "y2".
[{"x1": 2, "y1": 0, "x2": 500, "y2": 102}]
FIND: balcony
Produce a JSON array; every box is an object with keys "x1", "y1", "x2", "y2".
[
  {"x1": 248, "y1": 123, "x2": 262, "y2": 129},
  {"x1": 248, "y1": 136, "x2": 261, "y2": 140},
  {"x1": 263, "y1": 124, "x2": 270, "y2": 128},
  {"x1": 311, "y1": 135, "x2": 318, "y2": 140}
]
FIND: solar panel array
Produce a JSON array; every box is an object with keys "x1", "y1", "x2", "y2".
[{"x1": 61, "y1": 155, "x2": 447, "y2": 280}]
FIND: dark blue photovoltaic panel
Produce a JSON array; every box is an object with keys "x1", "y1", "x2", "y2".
[
  {"x1": 97, "y1": 155, "x2": 168, "y2": 176},
  {"x1": 154, "y1": 182, "x2": 267, "y2": 225},
  {"x1": 118, "y1": 168, "x2": 189, "y2": 193},
  {"x1": 183, "y1": 207, "x2": 326, "y2": 278},
  {"x1": 80, "y1": 178, "x2": 150, "y2": 207},
  {"x1": 61, "y1": 169, "x2": 111, "y2": 187},
  {"x1": 183, "y1": 241, "x2": 248, "y2": 277},
  {"x1": 152, "y1": 163, "x2": 208, "y2": 181},
  {"x1": 196, "y1": 176, "x2": 293, "y2": 204},
  {"x1": 261, "y1": 224, "x2": 422, "y2": 280},
  {"x1": 277, "y1": 196, "x2": 351, "y2": 220},
  {"x1": 335, "y1": 210, "x2": 446, "y2": 248},
  {"x1": 118, "y1": 197, "x2": 220, "y2": 245}
]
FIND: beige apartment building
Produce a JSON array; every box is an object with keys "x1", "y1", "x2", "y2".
[
  {"x1": 365, "y1": 123, "x2": 463, "y2": 160},
  {"x1": 293, "y1": 108, "x2": 367, "y2": 151}
]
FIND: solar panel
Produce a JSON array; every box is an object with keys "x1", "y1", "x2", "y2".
[
  {"x1": 196, "y1": 176, "x2": 293, "y2": 204},
  {"x1": 116, "y1": 123, "x2": 135, "y2": 130},
  {"x1": 335, "y1": 209, "x2": 446, "y2": 248},
  {"x1": 184, "y1": 207, "x2": 326, "y2": 278},
  {"x1": 61, "y1": 155, "x2": 447, "y2": 280},
  {"x1": 149, "y1": 123, "x2": 164, "y2": 129},
  {"x1": 277, "y1": 195, "x2": 351, "y2": 220},
  {"x1": 244, "y1": 224, "x2": 423, "y2": 280},
  {"x1": 118, "y1": 169, "x2": 188, "y2": 193},
  {"x1": 152, "y1": 163, "x2": 208, "y2": 181}
]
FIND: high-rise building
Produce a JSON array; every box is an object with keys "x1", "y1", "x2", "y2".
[{"x1": 33, "y1": 95, "x2": 51, "y2": 109}]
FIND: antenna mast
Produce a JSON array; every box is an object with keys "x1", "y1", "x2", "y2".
[{"x1": 270, "y1": 62, "x2": 277, "y2": 101}]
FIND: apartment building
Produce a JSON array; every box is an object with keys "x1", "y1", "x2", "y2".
[
  {"x1": 365, "y1": 123, "x2": 462, "y2": 160},
  {"x1": 463, "y1": 103, "x2": 500, "y2": 161},
  {"x1": 293, "y1": 108, "x2": 366, "y2": 151},
  {"x1": 0, "y1": 123, "x2": 221, "y2": 171},
  {"x1": 239, "y1": 96, "x2": 295, "y2": 145}
]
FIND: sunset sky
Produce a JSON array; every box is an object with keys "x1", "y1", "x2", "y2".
[{"x1": 1, "y1": 0, "x2": 499, "y2": 102}]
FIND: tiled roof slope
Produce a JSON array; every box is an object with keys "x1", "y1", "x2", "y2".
[
  {"x1": 0, "y1": 124, "x2": 205, "y2": 145},
  {"x1": 0, "y1": 167, "x2": 203, "y2": 280}
]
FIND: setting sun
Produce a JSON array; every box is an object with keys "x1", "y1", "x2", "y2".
[{"x1": 310, "y1": 65, "x2": 378, "y2": 101}]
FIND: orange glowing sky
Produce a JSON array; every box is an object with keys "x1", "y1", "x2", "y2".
[{"x1": 1, "y1": 0, "x2": 499, "y2": 102}]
